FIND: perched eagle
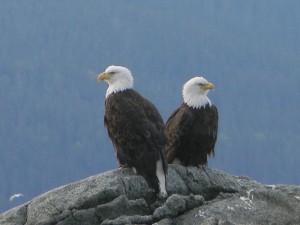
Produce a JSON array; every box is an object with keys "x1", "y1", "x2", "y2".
[
  {"x1": 165, "y1": 77, "x2": 218, "y2": 168},
  {"x1": 98, "y1": 65, "x2": 168, "y2": 196}
]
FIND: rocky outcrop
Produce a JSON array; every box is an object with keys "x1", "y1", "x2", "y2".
[{"x1": 1, "y1": 165, "x2": 300, "y2": 225}]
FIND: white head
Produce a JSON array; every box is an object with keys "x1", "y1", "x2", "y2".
[
  {"x1": 182, "y1": 76, "x2": 214, "y2": 109},
  {"x1": 98, "y1": 65, "x2": 134, "y2": 98}
]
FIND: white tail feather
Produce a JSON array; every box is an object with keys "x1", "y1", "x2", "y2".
[{"x1": 156, "y1": 155, "x2": 167, "y2": 196}]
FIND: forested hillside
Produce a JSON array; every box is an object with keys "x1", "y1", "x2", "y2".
[{"x1": 1, "y1": 1, "x2": 299, "y2": 213}]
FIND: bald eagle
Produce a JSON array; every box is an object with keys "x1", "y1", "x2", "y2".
[
  {"x1": 165, "y1": 77, "x2": 218, "y2": 168},
  {"x1": 98, "y1": 65, "x2": 167, "y2": 196}
]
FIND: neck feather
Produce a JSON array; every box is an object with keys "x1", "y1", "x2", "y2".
[
  {"x1": 183, "y1": 94, "x2": 211, "y2": 109},
  {"x1": 105, "y1": 78, "x2": 133, "y2": 98}
]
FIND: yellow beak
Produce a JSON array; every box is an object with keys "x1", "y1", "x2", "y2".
[
  {"x1": 203, "y1": 82, "x2": 214, "y2": 90},
  {"x1": 98, "y1": 72, "x2": 109, "y2": 81}
]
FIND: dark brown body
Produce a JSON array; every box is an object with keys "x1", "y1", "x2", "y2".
[
  {"x1": 104, "y1": 89, "x2": 167, "y2": 194},
  {"x1": 165, "y1": 103, "x2": 218, "y2": 167}
]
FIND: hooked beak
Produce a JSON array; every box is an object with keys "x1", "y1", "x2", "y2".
[
  {"x1": 98, "y1": 72, "x2": 109, "y2": 81},
  {"x1": 203, "y1": 82, "x2": 214, "y2": 90}
]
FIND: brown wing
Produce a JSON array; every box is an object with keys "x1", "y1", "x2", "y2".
[
  {"x1": 137, "y1": 93, "x2": 168, "y2": 174},
  {"x1": 207, "y1": 105, "x2": 218, "y2": 156},
  {"x1": 165, "y1": 104, "x2": 194, "y2": 163}
]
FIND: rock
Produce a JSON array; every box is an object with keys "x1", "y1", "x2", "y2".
[
  {"x1": 0, "y1": 165, "x2": 300, "y2": 225},
  {"x1": 96, "y1": 195, "x2": 150, "y2": 221},
  {"x1": 156, "y1": 183, "x2": 300, "y2": 225},
  {"x1": 153, "y1": 194, "x2": 205, "y2": 219}
]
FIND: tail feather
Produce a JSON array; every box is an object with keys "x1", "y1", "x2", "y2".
[
  {"x1": 156, "y1": 151, "x2": 167, "y2": 196},
  {"x1": 136, "y1": 150, "x2": 168, "y2": 196}
]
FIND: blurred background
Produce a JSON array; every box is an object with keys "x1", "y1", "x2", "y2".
[{"x1": 1, "y1": 0, "x2": 299, "y2": 213}]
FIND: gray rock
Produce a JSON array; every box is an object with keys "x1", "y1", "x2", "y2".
[
  {"x1": 0, "y1": 165, "x2": 299, "y2": 225},
  {"x1": 96, "y1": 195, "x2": 150, "y2": 221},
  {"x1": 157, "y1": 184, "x2": 300, "y2": 225},
  {"x1": 153, "y1": 194, "x2": 205, "y2": 219}
]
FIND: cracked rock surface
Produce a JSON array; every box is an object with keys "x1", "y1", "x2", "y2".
[{"x1": 1, "y1": 165, "x2": 300, "y2": 225}]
